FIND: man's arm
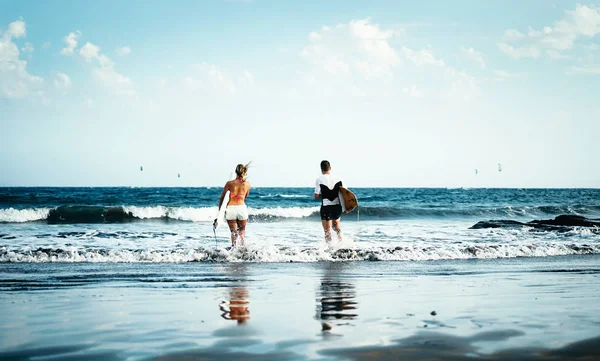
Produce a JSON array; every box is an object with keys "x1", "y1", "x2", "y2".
[{"x1": 314, "y1": 179, "x2": 321, "y2": 199}]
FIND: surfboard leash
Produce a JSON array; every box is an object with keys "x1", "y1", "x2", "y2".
[{"x1": 213, "y1": 219, "x2": 218, "y2": 249}]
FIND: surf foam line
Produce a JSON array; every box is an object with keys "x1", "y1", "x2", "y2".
[
  {"x1": 2, "y1": 204, "x2": 600, "y2": 224},
  {"x1": 0, "y1": 207, "x2": 53, "y2": 223},
  {"x1": 2, "y1": 243, "x2": 598, "y2": 263},
  {"x1": 0, "y1": 205, "x2": 321, "y2": 224}
]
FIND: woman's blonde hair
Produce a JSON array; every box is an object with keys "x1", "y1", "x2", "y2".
[{"x1": 235, "y1": 162, "x2": 251, "y2": 180}]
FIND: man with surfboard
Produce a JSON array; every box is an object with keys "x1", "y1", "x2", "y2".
[
  {"x1": 216, "y1": 163, "x2": 251, "y2": 248},
  {"x1": 314, "y1": 160, "x2": 346, "y2": 243}
]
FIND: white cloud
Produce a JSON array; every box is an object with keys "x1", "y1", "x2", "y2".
[
  {"x1": 42, "y1": 41, "x2": 51, "y2": 49},
  {"x1": 461, "y1": 46, "x2": 486, "y2": 68},
  {"x1": 300, "y1": 18, "x2": 400, "y2": 79},
  {"x1": 60, "y1": 31, "x2": 81, "y2": 56},
  {"x1": 21, "y1": 42, "x2": 34, "y2": 53},
  {"x1": 585, "y1": 44, "x2": 600, "y2": 51},
  {"x1": 403, "y1": 85, "x2": 425, "y2": 98},
  {"x1": 299, "y1": 18, "x2": 478, "y2": 100},
  {"x1": 401, "y1": 47, "x2": 445, "y2": 67},
  {"x1": 0, "y1": 19, "x2": 44, "y2": 98},
  {"x1": 92, "y1": 66, "x2": 134, "y2": 95},
  {"x1": 54, "y1": 72, "x2": 71, "y2": 92},
  {"x1": 570, "y1": 4, "x2": 600, "y2": 36},
  {"x1": 546, "y1": 49, "x2": 572, "y2": 59},
  {"x1": 188, "y1": 62, "x2": 237, "y2": 94},
  {"x1": 115, "y1": 46, "x2": 131, "y2": 56},
  {"x1": 568, "y1": 65, "x2": 600, "y2": 74},
  {"x1": 493, "y1": 69, "x2": 517, "y2": 78},
  {"x1": 241, "y1": 70, "x2": 254, "y2": 85},
  {"x1": 502, "y1": 29, "x2": 525, "y2": 42},
  {"x1": 79, "y1": 42, "x2": 100, "y2": 60},
  {"x1": 492, "y1": 69, "x2": 519, "y2": 82},
  {"x1": 497, "y1": 43, "x2": 540, "y2": 59},
  {"x1": 155, "y1": 63, "x2": 254, "y2": 101},
  {"x1": 499, "y1": 4, "x2": 600, "y2": 59},
  {"x1": 7, "y1": 19, "x2": 26, "y2": 38},
  {"x1": 76, "y1": 41, "x2": 134, "y2": 95}
]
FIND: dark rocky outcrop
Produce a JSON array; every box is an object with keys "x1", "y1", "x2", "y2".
[{"x1": 470, "y1": 215, "x2": 600, "y2": 232}]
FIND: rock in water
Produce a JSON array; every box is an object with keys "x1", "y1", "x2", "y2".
[{"x1": 470, "y1": 215, "x2": 600, "y2": 232}]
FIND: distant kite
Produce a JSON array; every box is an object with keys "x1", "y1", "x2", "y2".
[
  {"x1": 475, "y1": 169, "x2": 478, "y2": 175},
  {"x1": 498, "y1": 163, "x2": 502, "y2": 172},
  {"x1": 140, "y1": 166, "x2": 143, "y2": 172},
  {"x1": 177, "y1": 173, "x2": 181, "y2": 178}
]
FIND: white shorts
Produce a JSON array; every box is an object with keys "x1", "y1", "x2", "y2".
[{"x1": 225, "y1": 205, "x2": 249, "y2": 221}]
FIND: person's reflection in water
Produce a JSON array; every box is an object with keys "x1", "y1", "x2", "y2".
[
  {"x1": 219, "y1": 263, "x2": 250, "y2": 325},
  {"x1": 316, "y1": 262, "x2": 358, "y2": 332}
]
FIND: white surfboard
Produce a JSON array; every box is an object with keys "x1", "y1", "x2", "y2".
[
  {"x1": 213, "y1": 191, "x2": 229, "y2": 231},
  {"x1": 213, "y1": 172, "x2": 236, "y2": 231}
]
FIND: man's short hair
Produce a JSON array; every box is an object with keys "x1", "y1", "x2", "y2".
[{"x1": 320, "y1": 160, "x2": 331, "y2": 172}]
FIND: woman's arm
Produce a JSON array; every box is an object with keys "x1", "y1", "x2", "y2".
[{"x1": 245, "y1": 182, "x2": 251, "y2": 199}]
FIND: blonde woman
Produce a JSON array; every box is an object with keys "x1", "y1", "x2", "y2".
[{"x1": 217, "y1": 163, "x2": 251, "y2": 247}]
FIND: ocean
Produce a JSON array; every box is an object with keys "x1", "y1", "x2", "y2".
[
  {"x1": 2, "y1": 187, "x2": 600, "y2": 262},
  {"x1": 1, "y1": 187, "x2": 600, "y2": 360}
]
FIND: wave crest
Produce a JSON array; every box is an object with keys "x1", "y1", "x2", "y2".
[
  {"x1": 2, "y1": 203, "x2": 600, "y2": 224},
  {"x1": 0, "y1": 208, "x2": 52, "y2": 223},
  {"x1": 1, "y1": 243, "x2": 598, "y2": 263}
]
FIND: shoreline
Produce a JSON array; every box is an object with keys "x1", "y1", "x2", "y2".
[{"x1": 2, "y1": 256, "x2": 600, "y2": 360}]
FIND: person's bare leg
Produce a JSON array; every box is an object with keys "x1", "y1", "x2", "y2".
[
  {"x1": 321, "y1": 220, "x2": 332, "y2": 242},
  {"x1": 227, "y1": 220, "x2": 238, "y2": 247},
  {"x1": 332, "y1": 218, "x2": 342, "y2": 242},
  {"x1": 237, "y1": 220, "x2": 247, "y2": 247}
]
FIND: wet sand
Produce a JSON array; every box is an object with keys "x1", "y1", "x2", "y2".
[{"x1": 1, "y1": 255, "x2": 600, "y2": 360}]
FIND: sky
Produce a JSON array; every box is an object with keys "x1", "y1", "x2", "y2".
[{"x1": 1, "y1": 0, "x2": 599, "y2": 188}]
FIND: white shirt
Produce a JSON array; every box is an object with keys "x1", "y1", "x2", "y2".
[{"x1": 314, "y1": 173, "x2": 344, "y2": 206}]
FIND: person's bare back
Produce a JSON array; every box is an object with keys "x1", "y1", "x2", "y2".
[{"x1": 225, "y1": 179, "x2": 251, "y2": 206}]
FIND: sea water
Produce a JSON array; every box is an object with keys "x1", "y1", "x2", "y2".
[
  {"x1": 1, "y1": 187, "x2": 599, "y2": 262},
  {"x1": 1, "y1": 187, "x2": 600, "y2": 360}
]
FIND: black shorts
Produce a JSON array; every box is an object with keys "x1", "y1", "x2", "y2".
[{"x1": 320, "y1": 204, "x2": 342, "y2": 221}]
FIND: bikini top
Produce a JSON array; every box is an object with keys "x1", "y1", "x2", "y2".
[
  {"x1": 230, "y1": 193, "x2": 245, "y2": 202},
  {"x1": 230, "y1": 177, "x2": 247, "y2": 202}
]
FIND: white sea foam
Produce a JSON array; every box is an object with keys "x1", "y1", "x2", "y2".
[
  {"x1": 123, "y1": 206, "x2": 219, "y2": 222},
  {"x1": 248, "y1": 206, "x2": 319, "y2": 218},
  {"x1": 0, "y1": 208, "x2": 52, "y2": 223},
  {"x1": 123, "y1": 205, "x2": 170, "y2": 219},
  {"x1": 122, "y1": 205, "x2": 318, "y2": 222},
  {"x1": 258, "y1": 194, "x2": 310, "y2": 198},
  {"x1": 2, "y1": 242, "x2": 598, "y2": 263},
  {"x1": 0, "y1": 205, "x2": 320, "y2": 224}
]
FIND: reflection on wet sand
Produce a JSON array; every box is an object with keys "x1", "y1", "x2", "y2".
[
  {"x1": 316, "y1": 263, "x2": 358, "y2": 331},
  {"x1": 319, "y1": 331, "x2": 600, "y2": 361},
  {"x1": 220, "y1": 287, "x2": 250, "y2": 324},
  {"x1": 219, "y1": 264, "x2": 250, "y2": 325}
]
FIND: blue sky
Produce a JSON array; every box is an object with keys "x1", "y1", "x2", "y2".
[{"x1": 1, "y1": 0, "x2": 599, "y2": 187}]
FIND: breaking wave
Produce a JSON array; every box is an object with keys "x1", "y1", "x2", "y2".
[
  {"x1": 0, "y1": 205, "x2": 320, "y2": 224},
  {"x1": 2, "y1": 204, "x2": 600, "y2": 224},
  {"x1": 1, "y1": 242, "x2": 598, "y2": 263}
]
